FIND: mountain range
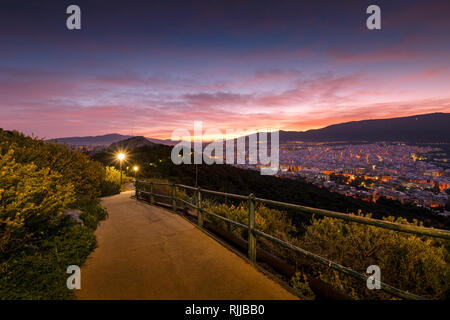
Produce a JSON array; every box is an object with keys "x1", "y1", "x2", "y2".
[
  {"x1": 278, "y1": 112, "x2": 450, "y2": 144},
  {"x1": 48, "y1": 112, "x2": 450, "y2": 147},
  {"x1": 47, "y1": 134, "x2": 176, "y2": 146}
]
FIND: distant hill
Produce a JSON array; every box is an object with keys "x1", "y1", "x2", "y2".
[
  {"x1": 48, "y1": 134, "x2": 133, "y2": 146},
  {"x1": 48, "y1": 113, "x2": 449, "y2": 148},
  {"x1": 108, "y1": 136, "x2": 156, "y2": 151},
  {"x1": 48, "y1": 133, "x2": 176, "y2": 146},
  {"x1": 278, "y1": 113, "x2": 450, "y2": 144}
]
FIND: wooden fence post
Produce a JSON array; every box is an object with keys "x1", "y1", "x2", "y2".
[
  {"x1": 248, "y1": 193, "x2": 256, "y2": 264},
  {"x1": 172, "y1": 183, "x2": 177, "y2": 212},
  {"x1": 135, "y1": 179, "x2": 139, "y2": 199},
  {"x1": 150, "y1": 182, "x2": 155, "y2": 205},
  {"x1": 197, "y1": 187, "x2": 203, "y2": 227}
]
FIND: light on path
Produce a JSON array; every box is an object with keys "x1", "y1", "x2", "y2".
[{"x1": 117, "y1": 153, "x2": 126, "y2": 185}]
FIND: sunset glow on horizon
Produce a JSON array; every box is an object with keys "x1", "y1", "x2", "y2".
[{"x1": 1, "y1": 0, "x2": 449, "y2": 140}]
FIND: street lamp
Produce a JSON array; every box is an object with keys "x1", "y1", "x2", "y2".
[
  {"x1": 133, "y1": 165, "x2": 139, "y2": 179},
  {"x1": 195, "y1": 163, "x2": 198, "y2": 187},
  {"x1": 189, "y1": 151, "x2": 199, "y2": 187},
  {"x1": 117, "y1": 153, "x2": 125, "y2": 185}
]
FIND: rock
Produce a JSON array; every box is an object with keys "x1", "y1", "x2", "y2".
[{"x1": 63, "y1": 209, "x2": 84, "y2": 225}]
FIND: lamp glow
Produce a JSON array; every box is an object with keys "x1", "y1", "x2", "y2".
[{"x1": 117, "y1": 152, "x2": 125, "y2": 185}]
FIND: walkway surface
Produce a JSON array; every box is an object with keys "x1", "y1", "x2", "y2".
[{"x1": 76, "y1": 191, "x2": 298, "y2": 299}]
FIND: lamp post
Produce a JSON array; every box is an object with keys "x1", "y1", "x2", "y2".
[
  {"x1": 133, "y1": 165, "x2": 139, "y2": 179},
  {"x1": 118, "y1": 153, "x2": 125, "y2": 185},
  {"x1": 190, "y1": 151, "x2": 198, "y2": 188},
  {"x1": 195, "y1": 163, "x2": 198, "y2": 188}
]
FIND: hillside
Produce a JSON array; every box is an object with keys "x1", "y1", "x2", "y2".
[
  {"x1": 48, "y1": 133, "x2": 134, "y2": 146},
  {"x1": 108, "y1": 136, "x2": 156, "y2": 151},
  {"x1": 279, "y1": 113, "x2": 450, "y2": 143},
  {"x1": 48, "y1": 133, "x2": 176, "y2": 147}
]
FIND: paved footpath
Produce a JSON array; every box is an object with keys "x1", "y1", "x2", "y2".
[{"x1": 76, "y1": 191, "x2": 298, "y2": 299}]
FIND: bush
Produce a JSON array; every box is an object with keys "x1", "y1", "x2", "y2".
[
  {"x1": 77, "y1": 200, "x2": 108, "y2": 230},
  {"x1": 202, "y1": 199, "x2": 449, "y2": 300},
  {"x1": 105, "y1": 166, "x2": 132, "y2": 186},
  {"x1": 296, "y1": 214, "x2": 450, "y2": 299},
  {"x1": 99, "y1": 180, "x2": 121, "y2": 197},
  {"x1": 204, "y1": 202, "x2": 296, "y2": 240},
  {"x1": 97, "y1": 166, "x2": 132, "y2": 196},
  {"x1": 0, "y1": 149, "x2": 75, "y2": 257},
  {"x1": 290, "y1": 272, "x2": 315, "y2": 300},
  {"x1": 0, "y1": 130, "x2": 109, "y2": 299},
  {"x1": 0, "y1": 130, "x2": 105, "y2": 203},
  {"x1": 0, "y1": 225, "x2": 96, "y2": 299}
]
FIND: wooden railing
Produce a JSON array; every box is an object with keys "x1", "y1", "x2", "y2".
[{"x1": 135, "y1": 180, "x2": 450, "y2": 300}]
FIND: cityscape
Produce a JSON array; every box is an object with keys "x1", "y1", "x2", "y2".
[
  {"x1": 54, "y1": 133, "x2": 450, "y2": 213},
  {"x1": 235, "y1": 142, "x2": 450, "y2": 213}
]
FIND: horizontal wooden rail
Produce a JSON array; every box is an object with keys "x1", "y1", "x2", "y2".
[
  {"x1": 255, "y1": 197, "x2": 450, "y2": 240},
  {"x1": 202, "y1": 208, "x2": 250, "y2": 230},
  {"x1": 177, "y1": 184, "x2": 198, "y2": 191},
  {"x1": 139, "y1": 181, "x2": 172, "y2": 186},
  {"x1": 139, "y1": 190, "x2": 172, "y2": 200},
  {"x1": 199, "y1": 188, "x2": 249, "y2": 201},
  {"x1": 177, "y1": 197, "x2": 198, "y2": 209},
  {"x1": 135, "y1": 179, "x2": 450, "y2": 300}
]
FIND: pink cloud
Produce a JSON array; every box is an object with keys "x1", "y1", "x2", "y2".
[{"x1": 1, "y1": 63, "x2": 449, "y2": 140}]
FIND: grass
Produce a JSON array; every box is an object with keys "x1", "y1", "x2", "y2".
[{"x1": 0, "y1": 201, "x2": 107, "y2": 300}]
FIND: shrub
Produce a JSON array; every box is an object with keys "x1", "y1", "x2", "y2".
[
  {"x1": 297, "y1": 214, "x2": 450, "y2": 299},
  {"x1": 105, "y1": 166, "x2": 132, "y2": 186},
  {"x1": 290, "y1": 272, "x2": 315, "y2": 300},
  {"x1": 99, "y1": 180, "x2": 121, "y2": 197},
  {"x1": 0, "y1": 130, "x2": 109, "y2": 299},
  {"x1": 77, "y1": 200, "x2": 108, "y2": 230},
  {"x1": 202, "y1": 199, "x2": 449, "y2": 300},
  {"x1": 0, "y1": 130, "x2": 104, "y2": 203},
  {"x1": 0, "y1": 149, "x2": 75, "y2": 257},
  {"x1": 0, "y1": 225, "x2": 96, "y2": 299},
  {"x1": 204, "y1": 202, "x2": 296, "y2": 242}
]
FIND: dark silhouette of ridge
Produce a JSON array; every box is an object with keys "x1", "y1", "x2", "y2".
[
  {"x1": 48, "y1": 133, "x2": 176, "y2": 146},
  {"x1": 48, "y1": 134, "x2": 133, "y2": 146},
  {"x1": 108, "y1": 136, "x2": 156, "y2": 151},
  {"x1": 278, "y1": 113, "x2": 450, "y2": 143}
]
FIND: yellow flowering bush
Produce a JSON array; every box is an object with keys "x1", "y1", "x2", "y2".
[
  {"x1": 0, "y1": 149, "x2": 75, "y2": 256},
  {"x1": 0, "y1": 130, "x2": 104, "y2": 203},
  {"x1": 295, "y1": 214, "x2": 450, "y2": 299},
  {"x1": 0, "y1": 129, "x2": 109, "y2": 298},
  {"x1": 202, "y1": 197, "x2": 449, "y2": 300},
  {"x1": 204, "y1": 202, "x2": 296, "y2": 239},
  {"x1": 104, "y1": 166, "x2": 132, "y2": 185}
]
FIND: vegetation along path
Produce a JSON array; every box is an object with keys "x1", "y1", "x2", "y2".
[{"x1": 76, "y1": 191, "x2": 297, "y2": 299}]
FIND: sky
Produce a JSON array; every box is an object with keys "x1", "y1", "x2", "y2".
[{"x1": 0, "y1": 0, "x2": 449, "y2": 139}]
